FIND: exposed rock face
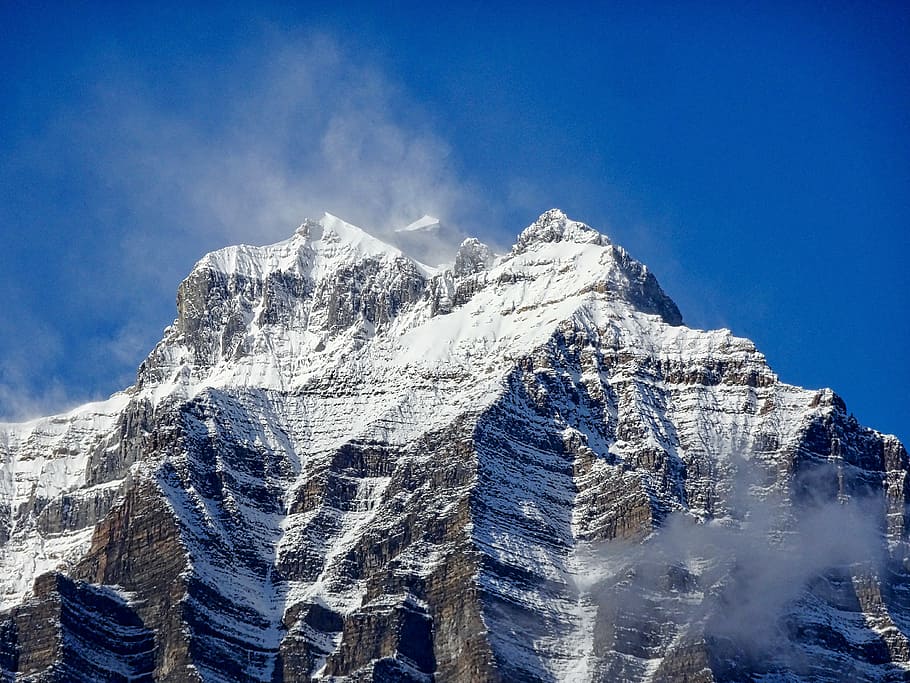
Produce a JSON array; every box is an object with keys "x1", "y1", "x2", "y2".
[
  {"x1": 453, "y1": 238, "x2": 494, "y2": 277},
  {"x1": 0, "y1": 209, "x2": 907, "y2": 682}
]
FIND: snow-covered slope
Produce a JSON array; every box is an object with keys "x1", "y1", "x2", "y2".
[{"x1": 1, "y1": 209, "x2": 907, "y2": 682}]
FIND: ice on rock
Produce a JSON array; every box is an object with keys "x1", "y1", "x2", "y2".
[
  {"x1": 512, "y1": 208, "x2": 607, "y2": 254},
  {"x1": 452, "y1": 237, "x2": 494, "y2": 277}
]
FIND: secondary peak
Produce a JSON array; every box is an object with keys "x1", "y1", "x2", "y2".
[
  {"x1": 397, "y1": 214, "x2": 441, "y2": 233},
  {"x1": 512, "y1": 209, "x2": 607, "y2": 254}
]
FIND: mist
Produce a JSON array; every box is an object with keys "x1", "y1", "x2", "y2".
[
  {"x1": 588, "y1": 457, "x2": 902, "y2": 679},
  {"x1": 87, "y1": 32, "x2": 497, "y2": 249}
]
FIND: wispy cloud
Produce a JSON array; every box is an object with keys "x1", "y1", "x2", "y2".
[
  {"x1": 84, "y1": 32, "x2": 490, "y2": 251},
  {"x1": 0, "y1": 313, "x2": 67, "y2": 422},
  {"x1": 1, "y1": 30, "x2": 505, "y2": 421},
  {"x1": 588, "y1": 457, "x2": 891, "y2": 675}
]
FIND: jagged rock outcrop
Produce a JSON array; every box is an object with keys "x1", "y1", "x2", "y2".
[
  {"x1": 453, "y1": 238, "x2": 494, "y2": 277},
  {"x1": 1, "y1": 209, "x2": 907, "y2": 682}
]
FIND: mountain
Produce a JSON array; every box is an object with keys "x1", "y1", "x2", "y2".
[{"x1": 1, "y1": 209, "x2": 907, "y2": 682}]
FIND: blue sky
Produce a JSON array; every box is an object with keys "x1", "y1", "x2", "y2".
[{"x1": 1, "y1": 1, "x2": 907, "y2": 444}]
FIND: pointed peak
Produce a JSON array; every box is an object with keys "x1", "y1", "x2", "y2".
[
  {"x1": 396, "y1": 214, "x2": 441, "y2": 233},
  {"x1": 513, "y1": 209, "x2": 607, "y2": 254},
  {"x1": 194, "y1": 213, "x2": 411, "y2": 280},
  {"x1": 540, "y1": 207, "x2": 568, "y2": 221},
  {"x1": 291, "y1": 212, "x2": 404, "y2": 260},
  {"x1": 453, "y1": 237, "x2": 495, "y2": 277}
]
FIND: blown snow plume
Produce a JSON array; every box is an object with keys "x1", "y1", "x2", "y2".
[{"x1": 1, "y1": 209, "x2": 908, "y2": 682}]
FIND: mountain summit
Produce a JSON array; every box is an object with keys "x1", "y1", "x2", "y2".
[{"x1": 1, "y1": 211, "x2": 907, "y2": 682}]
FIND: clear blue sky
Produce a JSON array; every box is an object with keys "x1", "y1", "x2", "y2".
[{"x1": 1, "y1": 1, "x2": 907, "y2": 444}]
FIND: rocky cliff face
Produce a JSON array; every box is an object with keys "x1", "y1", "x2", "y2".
[{"x1": 1, "y1": 209, "x2": 907, "y2": 682}]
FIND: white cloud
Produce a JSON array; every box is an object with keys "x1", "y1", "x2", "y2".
[
  {"x1": 88, "y1": 32, "x2": 491, "y2": 250},
  {"x1": 0, "y1": 316, "x2": 67, "y2": 421}
]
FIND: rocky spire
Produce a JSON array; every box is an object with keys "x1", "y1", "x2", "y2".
[
  {"x1": 453, "y1": 237, "x2": 494, "y2": 277},
  {"x1": 512, "y1": 208, "x2": 606, "y2": 254}
]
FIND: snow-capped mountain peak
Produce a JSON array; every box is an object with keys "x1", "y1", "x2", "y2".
[
  {"x1": 513, "y1": 208, "x2": 607, "y2": 253},
  {"x1": 196, "y1": 211, "x2": 414, "y2": 281},
  {"x1": 395, "y1": 214, "x2": 441, "y2": 233},
  {"x1": 131, "y1": 210, "x2": 687, "y2": 399},
  {"x1": 1, "y1": 209, "x2": 907, "y2": 682}
]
